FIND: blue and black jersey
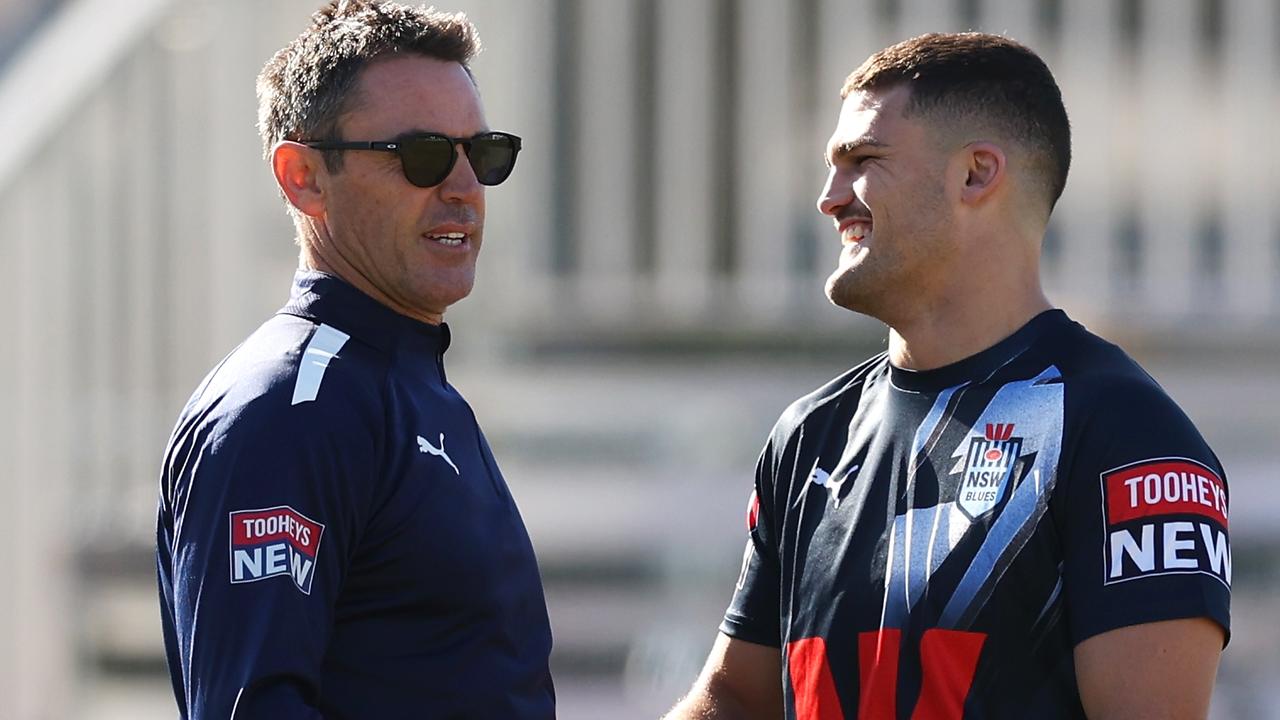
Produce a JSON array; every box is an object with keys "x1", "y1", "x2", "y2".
[
  {"x1": 156, "y1": 271, "x2": 554, "y2": 719},
  {"x1": 723, "y1": 309, "x2": 1229, "y2": 719}
]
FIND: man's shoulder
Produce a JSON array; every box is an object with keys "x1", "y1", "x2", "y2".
[
  {"x1": 176, "y1": 313, "x2": 389, "y2": 442},
  {"x1": 1041, "y1": 320, "x2": 1211, "y2": 454},
  {"x1": 774, "y1": 352, "x2": 889, "y2": 437},
  {"x1": 1041, "y1": 321, "x2": 1170, "y2": 405}
]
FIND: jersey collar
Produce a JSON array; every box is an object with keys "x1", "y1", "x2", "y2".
[
  {"x1": 889, "y1": 309, "x2": 1067, "y2": 393},
  {"x1": 278, "y1": 270, "x2": 451, "y2": 356}
]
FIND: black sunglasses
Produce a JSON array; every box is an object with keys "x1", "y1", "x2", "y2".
[{"x1": 303, "y1": 131, "x2": 521, "y2": 188}]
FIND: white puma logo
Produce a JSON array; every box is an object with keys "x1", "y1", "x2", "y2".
[
  {"x1": 417, "y1": 433, "x2": 460, "y2": 475},
  {"x1": 810, "y1": 463, "x2": 859, "y2": 506}
]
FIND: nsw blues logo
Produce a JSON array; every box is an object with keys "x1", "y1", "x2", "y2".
[
  {"x1": 957, "y1": 423, "x2": 1023, "y2": 520},
  {"x1": 228, "y1": 506, "x2": 325, "y2": 594}
]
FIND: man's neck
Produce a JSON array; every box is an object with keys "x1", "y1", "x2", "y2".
[
  {"x1": 301, "y1": 247, "x2": 445, "y2": 326},
  {"x1": 887, "y1": 288, "x2": 1052, "y2": 371}
]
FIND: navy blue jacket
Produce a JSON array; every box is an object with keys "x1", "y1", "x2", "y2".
[{"x1": 157, "y1": 271, "x2": 555, "y2": 719}]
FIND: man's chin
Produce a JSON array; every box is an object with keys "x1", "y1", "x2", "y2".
[
  {"x1": 409, "y1": 277, "x2": 475, "y2": 319},
  {"x1": 824, "y1": 271, "x2": 868, "y2": 314},
  {"x1": 432, "y1": 287, "x2": 474, "y2": 312}
]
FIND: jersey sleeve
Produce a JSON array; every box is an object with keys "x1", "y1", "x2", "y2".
[
  {"x1": 720, "y1": 435, "x2": 784, "y2": 647},
  {"x1": 1059, "y1": 377, "x2": 1230, "y2": 646},
  {"x1": 157, "y1": 369, "x2": 383, "y2": 720}
]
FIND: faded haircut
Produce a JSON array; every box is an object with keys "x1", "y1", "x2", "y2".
[{"x1": 843, "y1": 32, "x2": 1072, "y2": 212}]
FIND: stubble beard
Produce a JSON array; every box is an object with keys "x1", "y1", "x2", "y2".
[
  {"x1": 825, "y1": 175, "x2": 953, "y2": 321},
  {"x1": 823, "y1": 222, "x2": 949, "y2": 324},
  {"x1": 825, "y1": 258, "x2": 872, "y2": 315}
]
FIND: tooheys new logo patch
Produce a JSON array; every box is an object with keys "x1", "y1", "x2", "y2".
[
  {"x1": 229, "y1": 506, "x2": 325, "y2": 594},
  {"x1": 957, "y1": 423, "x2": 1023, "y2": 520},
  {"x1": 1101, "y1": 458, "x2": 1230, "y2": 588}
]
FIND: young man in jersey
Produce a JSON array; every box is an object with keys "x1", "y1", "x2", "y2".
[
  {"x1": 666, "y1": 33, "x2": 1229, "y2": 719},
  {"x1": 155, "y1": 2, "x2": 554, "y2": 718}
]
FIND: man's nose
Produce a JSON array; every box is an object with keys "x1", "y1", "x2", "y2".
[
  {"x1": 438, "y1": 146, "x2": 484, "y2": 202},
  {"x1": 816, "y1": 167, "x2": 850, "y2": 217}
]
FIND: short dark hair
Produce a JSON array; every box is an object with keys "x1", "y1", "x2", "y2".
[
  {"x1": 842, "y1": 32, "x2": 1071, "y2": 211},
  {"x1": 257, "y1": 1, "x2": 481, "y2": 170}
]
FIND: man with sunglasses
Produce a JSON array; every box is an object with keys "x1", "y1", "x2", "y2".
[
  {"x1": 155, "y1": 2, "x2": 553, "y2": 718},
  {"x1": 666, "y1": 33, "x2": 1228, "y2": 719}
]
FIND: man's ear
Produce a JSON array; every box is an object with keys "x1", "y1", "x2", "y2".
[
  {"x1": 271, "y1": 141, "x2": 328, "y2": 218},
  {"x1": 959, "y1": 141, "x2": 1006, "y2": 206}
]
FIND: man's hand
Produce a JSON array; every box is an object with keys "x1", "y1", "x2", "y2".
[
  {"x1": 1075, "y1": 617, "x2": 1224, "y2": 720},
  {"x1": 663, "y1": 633, "x2": 783, "y2": 720}
]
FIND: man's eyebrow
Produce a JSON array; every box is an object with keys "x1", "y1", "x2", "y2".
[{"x1": 826, "y1": 136, "x2": 888, "y2": 164}]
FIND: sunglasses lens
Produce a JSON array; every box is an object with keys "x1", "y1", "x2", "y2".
[
  {"x1": 468, "y1": 134, "x2": 519, "y2": 186},
  {"x1": 399, "y1": 136, "x2": 455, "y2": 187}
]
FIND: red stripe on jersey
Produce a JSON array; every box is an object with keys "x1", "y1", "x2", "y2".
[
  {"x1": 912, "y1": 629, "x2": 986, "y2": 720},
  {"x1": 787, "y1": 636, "x2": 845, "y2": 720},
  {"x1": 858, "y1": 629, "x2": 899, "y2": 720}
]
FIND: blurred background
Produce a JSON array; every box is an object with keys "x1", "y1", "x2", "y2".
[{"x1": 0, "y1": 0, "x2": 1276, "y2": 717}]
